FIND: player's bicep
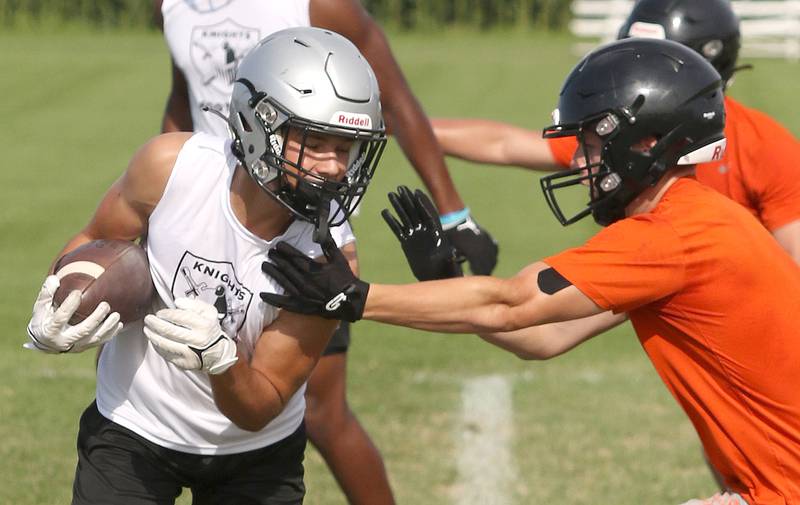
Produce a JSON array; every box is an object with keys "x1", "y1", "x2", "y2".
[
  {"x1": 502, "y1": 262, "x2": 607, "y2": 330},
  {"x1": 82, "y1": 133, "x2": 184, "y2": 241},
  {"x1": 250, "y1": 309, "x2": 338, "y2": 401},
  {"x1": 82, "y1": 177, "x2": 150, "y2": 241}
]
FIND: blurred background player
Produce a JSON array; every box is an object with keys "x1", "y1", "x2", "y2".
[
  {"x1": 26, "y1": 28, "x2": 386, "y2": 505},
  {"x1": 432, "y1": 0, "x2": 800, "y2": 262},
  {"x1": 261, "y1": 37, "x2": 800, "y2": 505}
]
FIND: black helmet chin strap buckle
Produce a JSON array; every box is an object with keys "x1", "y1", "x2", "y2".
[
  {"x1": 312, "y1": 193, "x2": 332, "y2": 244},
  {"x1": 291, "y1": 179, "x2": 334, "y2": 244}
]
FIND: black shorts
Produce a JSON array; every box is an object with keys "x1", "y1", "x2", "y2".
[
  {"x1": 72, "y1": 401, "x2": 306, "y2": 505},
  {"x1": 322, "y1": 321, "x2": 351, "y2": 356}
]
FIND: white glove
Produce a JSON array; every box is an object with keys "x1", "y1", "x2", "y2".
[
  {"x1": 143, "y1": 297, "x2": 238, "y2": 375},
  {"x1": 25, "y1": 275, "x2": 123, "y2": 353}
]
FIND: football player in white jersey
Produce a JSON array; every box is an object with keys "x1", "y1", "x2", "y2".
[
  {"x1": 26, "y1": 28, "x2": 385, "y2": 505},
  {"x1": 154, "y1": 1, "x2": 496, "y2": 503}
]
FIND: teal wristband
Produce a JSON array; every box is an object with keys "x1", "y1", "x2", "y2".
[{"x1": 440, "y1": 207, "x2": 470, "y2": 226}]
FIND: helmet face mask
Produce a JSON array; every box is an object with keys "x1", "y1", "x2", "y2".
[
  {"x1": 540, "y1": 39, "x2": 727, "y2": 227},
  {"x1": 224, "y1": 27, "x2": 386, "y2": 240},
  {"x1": 542, "y1": 110, "x2": 640, "y2": 226},
  {"x1": 240, "y1": 92, "x2": 385, "y2": 232}
]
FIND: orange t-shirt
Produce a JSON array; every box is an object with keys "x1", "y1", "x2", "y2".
[
  {"x1": 545, "y1": 178, "x2": 800, "y2": 504},
  {"x1": 546, "y1": 96, "x2": 800, "y2": 231}
]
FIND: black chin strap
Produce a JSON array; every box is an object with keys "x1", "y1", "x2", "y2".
[
  {"x1": 288, "y1": 179, "x2": 334, "y2": 244},
  {"x1": 312, "y1": 193, "x2": 332, "y2": 244}
]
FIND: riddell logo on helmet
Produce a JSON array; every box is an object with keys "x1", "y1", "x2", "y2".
[{"x1": 331, "y1": 112, "x2": 372, "y2": 129}]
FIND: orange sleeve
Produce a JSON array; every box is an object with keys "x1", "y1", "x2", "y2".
[
  {"x1": 547, "y1": 136, "x2": 578, "y2": 168},
  {"x1": 745, "y1": 111, "x2": 800, "y2": 231},
  {"x1": 544, "y1": 216, "x2": 686, "y2": 313}
]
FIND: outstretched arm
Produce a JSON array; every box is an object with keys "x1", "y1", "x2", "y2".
[
  {"x1": 364, "y1": 262, "x2": 605, "y2": 334},
  {"x1": 432, "y1": 118, "x2": 561, "y2": 171},
  {"x1": 478, "y1": 310, "x2": 626, "y2": 360},
  {"x1": 261, "y1": 243, "x2": 615, "y2": 360}
]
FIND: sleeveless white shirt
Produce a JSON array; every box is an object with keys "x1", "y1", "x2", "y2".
[
  {"x1": 96, "y1": 133, "x2": 354, "y2": 455},
  {"x1": 162, "y1": 0, "x2": 311, "y2": 136}
]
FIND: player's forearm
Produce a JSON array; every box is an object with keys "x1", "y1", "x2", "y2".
[
  {"x1": 432, "y1": 118, "x2": 515, "y2": 165},
  {"x1": 478, "y1": 310, "x2": 625, "y2": 360},
  {"x1": 210, "y1": 357, "x2": 287, "y2": 432},
  {"x1": 363, "y1": 277, "x2": 530, "y2": 333},
  {"x1": 436, "y1": 118, "x2": 561, "y2": 171}
]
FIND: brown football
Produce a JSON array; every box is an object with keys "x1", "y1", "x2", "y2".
[{"x1": 52, "y1": 239, "x2": 155, "y2": 325}]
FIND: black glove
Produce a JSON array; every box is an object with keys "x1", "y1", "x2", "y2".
[
  {"x1": 260, "y1": 237, "x2": 368, "y2": 322},
  {"x1": 441, "y1": 210, "x2": 498, "y2": 275},
  {"x1": 381, "y1": 186, "x2": 463, "y2": 281}
]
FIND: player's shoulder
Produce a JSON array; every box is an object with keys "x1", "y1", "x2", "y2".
[
  {"x1": 131, "y1": 132, "x2": 193, "y2": 174},
  {"x1": 124, "y1": 132, "x2": 194, "y2": 203},
  {"x1": 725, "y1": 96, "x2": 789, "y2": 132}
]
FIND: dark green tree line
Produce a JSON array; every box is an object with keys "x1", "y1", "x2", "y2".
[{"x1": 1, "y1": 0, "x2": 572, "y2": 30}]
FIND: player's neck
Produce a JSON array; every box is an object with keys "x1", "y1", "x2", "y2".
[
  {"x1": 229, "y1": 165, "x2": 294, "y2": 240},
  {"x1": 625, "y1": 167, "x2": 694, "y2": 217}
]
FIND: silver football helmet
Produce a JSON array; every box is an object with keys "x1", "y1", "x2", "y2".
[{"x1": 226, "y1": 27, "x2": 386, "y2": 239}]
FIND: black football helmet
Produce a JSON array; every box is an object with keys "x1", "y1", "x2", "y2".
[
  {"x1": 618, "y1": 0, "x2": 741, "y2": 85},
  {"x1": 540, "y1": 38, "x2": 726, "y2": 226}
]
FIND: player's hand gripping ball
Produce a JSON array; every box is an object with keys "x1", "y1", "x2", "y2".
[
  {"x1": 26, "y1": 240, "x2": 155, "y2": 353},
  {"x1": 53, "y1": 239, "x2": 155, "y2": 324}
]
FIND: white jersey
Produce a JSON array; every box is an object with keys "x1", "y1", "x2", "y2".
[
  {"x1": 96, "y1": 133, "x2": 354, "y2": 455},
  {"x1": 162, "y1": 0, "x2": 311, "y2": 136}
]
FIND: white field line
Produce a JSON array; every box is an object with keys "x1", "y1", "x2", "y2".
[{"x1": 455, "y1": 374, "x2": 518, "y2": 505}]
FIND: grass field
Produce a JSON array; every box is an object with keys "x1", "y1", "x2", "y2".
[{"x1": 1, "y1": 28, "x2": 798, "y2": 505}]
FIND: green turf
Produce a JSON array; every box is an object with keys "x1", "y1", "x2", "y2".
[{"x1": 1, "y1": 28, "x2": 798, "y2": 505}]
